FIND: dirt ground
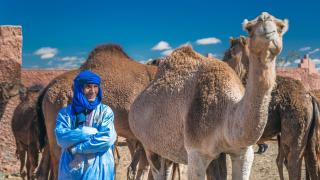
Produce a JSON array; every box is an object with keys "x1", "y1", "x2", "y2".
[
  {"x1": 115, "y1": 138, "x2": 306, "y2": 180},
  {"x1": 1, "y1": 138, "x2": 306, "y2": 180}
]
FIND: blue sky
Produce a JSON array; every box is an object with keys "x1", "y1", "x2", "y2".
[{"x1": 1, "y1": 0, "x2": 319, "y2": 69}]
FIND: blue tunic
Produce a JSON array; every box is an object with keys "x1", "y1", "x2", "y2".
[{"x1": 55, "y1": 103, "x2": 116, "y2": 180}]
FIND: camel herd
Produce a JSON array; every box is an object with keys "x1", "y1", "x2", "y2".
[{"x1": 2, "y1": 12, "x2": 320, "y2": 180}]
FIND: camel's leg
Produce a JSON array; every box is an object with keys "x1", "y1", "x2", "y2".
[
  {"x1": 127, "y1": 143, "x2": 142, "y2": 180},
  {"x1": 126, "y1": 139, "x2": 142, "y2": 179},
  {"x1": 229, "y1": 146, "x2": 254, "y2": 180},
  {"x1": 187, "y1": 150, "x2": 212, "y2": 180},
  {"x1": 26, "y1": 152, "x2": 31, "y2": 180},
  {"x1": 127, "y1": 140, "x2": 150, "y2": 180},
  {"x1": 171, "y1": 163, "x2": 180, "y2": 180},
  {"x1": 145, "y1": 150, "x2": 171, "y2": 180},
  {"x1": 304, "y1": 139, "x2": 319, "y2": 180},
  {"x1": 113, "y1": 139, "x2": 120, "y2": 180},
  {"x1": 136, "y1": 149, "x2": 150, "y2": 180},
  {"x1": 114, "y1": 138, "x2": 120, "y2": 168},
  {"x1": 276, "y1": 135, "x2": 285, "y2": 180},
  {"x1": 147, "y1": 168, "x2": 154, "y2": 180},
  {"x1": 27, "y1": 142, "x2": 39, "y2": 180},
  {"x1": 126, "y1": 139, "x2": 139, "y2": 158},
  {"x1": 43, "y1": 100, "x2": 61, "y2": 179},
  {"x1": 36, "y1": 144, "x2": 51, "y2": 180},
  {"x1": 281, "y1": 116, "x2": 309, "y2": 180},
  {"x1": 285, "y1": 147, "x2": 303, "y2": 180},
  {"x1": 17, "y1": 142, "x2": 27, "y2": 180},
  {"x1": 206, "y1": 153, "x2": 227, "y2": 180}
]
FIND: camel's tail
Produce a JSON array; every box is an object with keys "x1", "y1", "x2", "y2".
[
  {"x1": 304, "y1": 93, "x2": 320, "y2": 179},
  {"x1": 36, "y1": 84, "x2": 50, "y2": 151}
]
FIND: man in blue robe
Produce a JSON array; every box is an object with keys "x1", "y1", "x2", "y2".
[{"x1": 55, "y1": 70, "x2": 116, "y2": 180}]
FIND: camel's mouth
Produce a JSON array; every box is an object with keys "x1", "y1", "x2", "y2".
[{"x1": 264, "y1": 31, "x2": 276, "y2": 40}]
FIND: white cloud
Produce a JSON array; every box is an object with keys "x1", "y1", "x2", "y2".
[
  {"x1": 294, "y1": 59, "x2": 301, "y2": 64},
  {"x1": 161, "y1": 49, "x2": 173, "y2": 56},
  {"x1": 299, "y1": 46, "x2": 311, "y2": 51},
  {"x1": 46, "y1": 56, "x2": 86, "y2": 69},
  {"x1": 196, "y1": 37, "x2": 221, "y2": 45},
  {"x1": 60, "y1": 56, "x2": 78, "y2": 61},
  {"x1": 34, "y1": 47, "x2": 58, "y2": 59},
  {"x1": 152, "y1": 41, "x2": 171, "y2": 51},
  {"x1": 312, "y1": 58, "x2": 320, "y2": 64},
  {"x1": 59, "y1": 56, "x2": 85, "y2": 63},
  {"x1": 283, "y1": 61, "x2": 291, "y2": 67},
  {"x1": 55, "y1": 61, "x2": 80, "y2": 69},
  {"x1": 309, "y1": 48, "x2": 320, "y2": 55}
]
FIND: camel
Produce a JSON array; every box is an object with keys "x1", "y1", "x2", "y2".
[
  {"x1": 11, "y1": 84, "x2": 43, "y2": 179},
  {"x1": 128, "y1": 12, "x2": 288, "y2": 180},
  {"x1": 37, "y1": 45, "x2": 158, "y2": 179},
  {"x1": 223, "y1": 36, "x2": 320, "y2": 180}
]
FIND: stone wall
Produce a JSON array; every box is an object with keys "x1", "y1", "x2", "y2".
[
  {"x1": 0, "y1": 26, "x2": 22, "y2": 84},
  {"x1": 277, "y1": 55, "x2": 320, "y2": 90}
]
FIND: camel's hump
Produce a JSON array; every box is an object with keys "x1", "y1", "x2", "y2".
[{"x1": 87, "y1": 44, "x2": 130, "y2": 60}]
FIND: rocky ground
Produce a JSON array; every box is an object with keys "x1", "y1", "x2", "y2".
[
  {"x1": 115, "y1": 138, "x2": 305, "y2": 180},
  {"x1": 2, "y1": 138, "x2": 305, "y2": 180}
]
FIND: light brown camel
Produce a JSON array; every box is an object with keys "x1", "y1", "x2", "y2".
[
  {"x1": 37, "y1": 45, "x2": 158, "y2": 179},
  {"x1": 223, "y1": 36, "x2": 320, "y2": 180},
  {"x1": 11, "y1": 84, "x2": 43, "y2": 179},
  {"x1": 129, "y1": 12, "x2": 288, "y2": 180}
]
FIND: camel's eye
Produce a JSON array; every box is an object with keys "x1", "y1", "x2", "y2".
[{"x1": 277, "y1": 24, "x2": 285, "y2": 34}]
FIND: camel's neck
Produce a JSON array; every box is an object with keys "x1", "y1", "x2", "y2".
[{"x1": 230, "y1": 50, "x2": 276, "y2": 147}]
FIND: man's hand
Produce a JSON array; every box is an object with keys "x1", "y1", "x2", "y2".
[{"x1": 81, "y1": 126, "x2": 98, "y2": 135}]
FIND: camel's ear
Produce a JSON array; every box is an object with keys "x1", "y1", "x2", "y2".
[
  {"x1": 229, "y1": 37, "x2": 235, "y2": 46},
  {"x1": 276, "y1": 19, "x2": 289, "y2": 35},
  {"x1": 239, "y1": 36, "x2": 247, "y2": 46},
  {"x1": 19, "y1": 86, "x2": 28, "y2": 101},
  {"x1": 8, "y1": 84, "x2": 20, "y2": 97},
  {"x1": 242, "y1": 19, "x2": 254, "y2": 34}
]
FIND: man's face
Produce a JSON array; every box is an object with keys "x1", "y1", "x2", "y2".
[{"x1": 83, "y1": 84, "x2": 99, "y2": 102}]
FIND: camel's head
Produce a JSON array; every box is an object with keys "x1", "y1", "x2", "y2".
[
  {"x1": 0, "y1": 82, "x2": 24, "y2": 119},
  {"x1": 19, "y1": 84, "x2": 43, "y2": 102},
  {"x1": 146, "y1": 58, "x2": 165, "y2": 67},
  {"x1": 223, "y1": 36, "x2": 250, "y2": 84},
  {"x1": 243, "y1": 12, "x2": 288, "y2": 56}
]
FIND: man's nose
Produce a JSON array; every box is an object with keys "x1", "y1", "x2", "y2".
[{"x1": 88, "y1": 87, "x2": 95, "y2": 92}]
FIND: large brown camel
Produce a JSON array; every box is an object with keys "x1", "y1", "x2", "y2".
[
  {"x1": 37, "y1": 45, "x2": 158, "y2": 179},
  {"x1": 128, "y1": 12, "x2": 288, "y2": 180},
  {"x1": 11, "y1": 84, "x2": 43, "y2": 180},
  {"x1": 223, "y1": 36, "x2": 320, "y2": 180}
]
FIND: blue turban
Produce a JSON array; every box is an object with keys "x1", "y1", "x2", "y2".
[{"x1": 72, "y1": 70, "x2": 102, "y2": 115}]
